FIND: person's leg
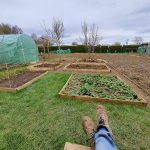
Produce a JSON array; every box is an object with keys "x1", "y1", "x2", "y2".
[
  {"x1": 95, "y1": 105, "x2": 117, "y2": 150},
  {"x1": 96, "y1": 105, "x2": 112, "y2": 135},
  {"x1": 82, "y1": 116, "x2": 96, "y2": 150}
]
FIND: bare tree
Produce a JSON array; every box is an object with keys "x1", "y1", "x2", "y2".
[
  {"x1": 42, "y1": 18, "x2": 64, "y2": 50},
  {"x1": 89, "y1": 24, "x2": 100, "y2": 52},
  {"x1": 31, "y1": 33, "x2": 37, "y2": 43},
  {"x1": 72, "y1": 41, "x2": 78, "y2": 45},
  {"x1": 51, "y1": 18, "x2": 64, "y2": 50},
  {"x1": 113, "y1": 42, "x2": 121, "y2": 46},
  {"x1": 133, "y1": 36, "x2": 143, "y2": 45},
  {"x1": 36, "y1": 35, "x2": 50, "y2": 60},
  {"x1": 81, "y1": 21, "x2": 88, "y2": 49},
  {"x1": 126, "y1": 39, "x2": 129, "y2": 45},
  {"x1": 81, "y1": 21, "x2": 101, "y2": 53},
  {"x1": 0, "y1": 23, "x2": 23, "y2": 34},
  {"x1": 11, "y1": 25, "x2": 23, "y2": 34}
]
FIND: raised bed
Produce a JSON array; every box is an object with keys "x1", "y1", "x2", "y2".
[
  {"x1": 59, "y1": 74, "x2": 147, "y2": 107},
  {"x1": 0, "y1": 71, "x2": 48, "y2": 92},
  {"x1": 28, "y1": 62, "x2": 64, "y2": 71},
  {"x1": 77, "y1": 58, "x2": 107, "y2": 64},
  {"x1": 52, "y1": 58, "x2": 77, "y2": 64},
  {"x1": 63, "y1": 63, "x2": 111, "y2": 73}
]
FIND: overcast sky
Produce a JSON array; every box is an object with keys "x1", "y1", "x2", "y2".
[{"x1": 0, "y1": 0, "x2": 150, "y2": 44}]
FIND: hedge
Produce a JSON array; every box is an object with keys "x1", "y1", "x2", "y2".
[{"x1": 38, "y1": 45, "x2": 138, "y2": 53}]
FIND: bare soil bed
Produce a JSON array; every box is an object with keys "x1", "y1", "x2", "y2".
[
  {"x1": 67, "y1": 63, "x2": 107, "y2": 70},
  {"x1": 77, "y1": 58, "x2": 106, "y2": 63},
  {"x1": 29, "y1": 63, "x2": 64, "y2": 71},
  {"x1": 0, "y1": 71, "x2": 45, "y2": 88},
  {"x1": 51, "y1": 58, "x2": 77, "y2": 64},
  {"x1": 36, "y1": 63, "x2": 60, "y2": 68}
]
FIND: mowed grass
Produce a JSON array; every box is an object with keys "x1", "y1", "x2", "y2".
[{"x1": 0, "y1": 73, "x2": 150, "y2": 150}]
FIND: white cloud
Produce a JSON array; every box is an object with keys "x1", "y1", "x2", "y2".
[{"x1": 0, "y1": 0, "x2": 150, "y2": 44}]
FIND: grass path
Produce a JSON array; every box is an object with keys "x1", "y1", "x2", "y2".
[{"x1": 0, "y1": 73, "x2": 150, "y2": 150}]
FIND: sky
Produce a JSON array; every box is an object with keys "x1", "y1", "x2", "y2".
[{"x1": 0, "y1": 0, "x2": 150, "y2": 45}]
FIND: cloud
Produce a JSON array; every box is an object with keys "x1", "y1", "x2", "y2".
[
  {"x1": 137, "y1": 28, "x2": 150, "y2": 34},
  {"x1": 131, "y1": 5, "x2": 150, "y2": 15},
  {"x1": 0, "y1": 0, "x2": 150, "y2": 44}
]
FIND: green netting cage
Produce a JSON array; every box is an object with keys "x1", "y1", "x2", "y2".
[{"x1": 0, "y1": 34, "x2": 39, "y2": 64}]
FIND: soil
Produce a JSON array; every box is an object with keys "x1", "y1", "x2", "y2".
[
  {"x1": 78, "y1": 58, "x2": 105, "y2": 63},
  {"x1": 65, "y1": 54, "x2": 150, "y2": 97},
  {"x1": 42, "y1": 53, "x2": 150, "y2": 103},
  {"x1": 60, "y1": 58, "x2": 77, "y2": 63},
  {"x1": 67, "y1": 64, "x2": 107, "y2": 70},
  {"x1": 51, "y1": 58, "x2": 77, "y2": 64},
  {"x1": 100, "y1": 55, "x2": 150, "y2": 96},
  {"x1": 36, "y1": 63, "x2": 60, "y2": 68},
  {"x1": 0, "y1": 71, "x2": 45, "y2": 88}
]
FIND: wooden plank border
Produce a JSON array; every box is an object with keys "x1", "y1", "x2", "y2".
[
  {"x1": 53, "y1": 58, "x2": 78, "y2": 64},
  {"x1": 59, "y1": 74, "x2": 147, "y2": 107},
  {"x1": 63, "y1": 63, "x2": 111, "y2": 74},
  {"x1": 28, "y1": 62, "x2": 64, "y2": 71},
  {"x1": 0, "y1": 71, "x2": 48, "y2": 92},
  {"x1": 64, "y1": 142, "x2": 91, "y2": 150}
]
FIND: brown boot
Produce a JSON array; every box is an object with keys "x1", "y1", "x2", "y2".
[
  {"x1": 82, "y1": 116, "x2": 96, "y2": 150},
  {"x1": 96, "y1": 105, "x2": 112, "y2": 134}
]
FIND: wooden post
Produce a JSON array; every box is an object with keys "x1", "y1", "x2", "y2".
[{"x1": 5, "y1": 63, "x2": 12, "y2": 88}]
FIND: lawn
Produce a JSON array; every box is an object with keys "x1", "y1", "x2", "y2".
[{"x1": 0, "y1": 72, "x2": 150, "y2": 150}]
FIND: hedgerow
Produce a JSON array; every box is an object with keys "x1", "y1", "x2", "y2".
[{"x1": 38, "y1": 45, "x2": 138, "y2": 53}]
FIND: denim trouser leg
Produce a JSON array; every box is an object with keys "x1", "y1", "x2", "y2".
[{"x1": 95, "y1": 127, "x2": 117, "y2": 150}]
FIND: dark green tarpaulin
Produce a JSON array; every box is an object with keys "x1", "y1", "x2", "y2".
[{"x1": 0, "y1": 34, "x2": 39, "y2": 64}]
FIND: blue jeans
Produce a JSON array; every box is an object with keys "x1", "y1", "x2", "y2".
[{"x1": 95, "y1": 127, "x2": 117, "y2": 150}]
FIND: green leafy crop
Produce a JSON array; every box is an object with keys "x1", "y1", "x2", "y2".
[{"x1": 67, "y1": 74, "x2": 140, "y2": 101}]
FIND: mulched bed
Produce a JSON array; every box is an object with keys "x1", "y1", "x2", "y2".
[
  {"x1": 67, "y1": 64, "x2": 107, "y2": 70},
  {"x1": 64, "y1": 74, "x2": 140, "y2": 101},
  {"x1": 0, "y1": 71, "x2": 45, "y2": 88}
]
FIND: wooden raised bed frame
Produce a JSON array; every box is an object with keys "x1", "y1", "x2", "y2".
[
  {"x1": 0, "y1": 71, "x2": 48, "y2": 92},
  {"x1": 28, "y1": 62, "x2": 64, "y2": 71},
  {"x1": 59, "y1": 74, "x2": 147, "y2": 107},
  {"x1": 52, "y1": 58, "x2": 77, "y2": 64},
  {"x1": 77, "y1": 58, "x2": 108, "y2": 64},
  {"x1": 63, "y1": 63, "x2": 111, "y2": 74}
]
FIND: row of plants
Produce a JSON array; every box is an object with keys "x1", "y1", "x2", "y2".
[
  {"x1": 38, "y1": 45, "x2": 138, "y2": 53},
  {"x1": 0, "y1": 66, "x2": 28, "y2": 80},
  {"x1": 67, "y1": 74, "x2": 139, "y2": 101}
]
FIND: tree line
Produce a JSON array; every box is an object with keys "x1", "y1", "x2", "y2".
[{"x1": 0, "y1": 23, "x2": 23, "y2": 34}]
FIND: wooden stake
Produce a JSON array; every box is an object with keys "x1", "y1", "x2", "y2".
[{"x1": 5, "y1": 63, "x2": 12, "y2": 88}]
